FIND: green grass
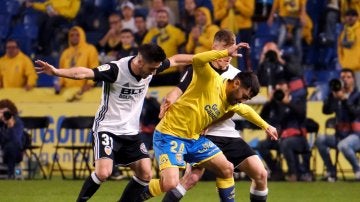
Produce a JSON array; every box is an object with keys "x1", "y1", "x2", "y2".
[{"x1": 0, "y1": 178, "x2": 360, "y2": 202}]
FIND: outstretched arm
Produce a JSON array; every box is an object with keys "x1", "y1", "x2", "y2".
[
  {"x1": 231, "y1": 104, "x2": 278, "y2": 140},
  {"x1": 168, "y1": 54, "x2": 193, "y2": 66},
  {"x1": 35, "y1": 60, "x2": 95, "y2": 80}
]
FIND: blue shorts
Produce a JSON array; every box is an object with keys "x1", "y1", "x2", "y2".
[{"x1": 153, "y1": 130, "x2": 222, "y2": 170}]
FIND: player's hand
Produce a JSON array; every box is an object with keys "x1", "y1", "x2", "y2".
[
  {"x1": 227, "y1": 42, "x2": 250, "y2": 57},
  {"x1": 35, "y1": 60, "x2": 58, "y2": 76},
  {"x1": 265, "y1": 125, "x2": 278, "y2": 141},
  {"x1": 159, "y1": 97, "x2": 171, "y2": 119}
]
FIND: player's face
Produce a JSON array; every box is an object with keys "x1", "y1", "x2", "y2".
[
  {"x1": 212, "y1": 41, "x2": 233, "y2": 69},
  {"x1": 227, "y1": 81, "x2": 252, "y2": 105},
  {"x1": 139, "y1": 60, "x2": 162, "y2": 78}
]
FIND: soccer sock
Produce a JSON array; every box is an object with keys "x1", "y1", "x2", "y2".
[
  {"x1": 139, "y1": 179, "x2": 162, "y2": 200},
  {"x1": 162, "y1": 183, "x2": 187, "y2": 202},
  {"x1": 216, "y1": 177, "x2": 235, "y2": 202},
  {"x1": 250, "y1": 187, "x2": 268, "y2": 202},
  {"x1": 118, "y1": 176, "x2": 149, "y2": 202},
  {"x1": 76, "y1": 172, "x2": 102, "y2": 202}
]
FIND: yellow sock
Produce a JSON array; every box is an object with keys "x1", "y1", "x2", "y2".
[{"x1": 149, "y1": 179, "x2": 163, "y2": 197}]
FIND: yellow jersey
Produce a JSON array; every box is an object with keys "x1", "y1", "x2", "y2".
[{"x1": 156, "y1": 49, "x2": 267, "y2": 139}]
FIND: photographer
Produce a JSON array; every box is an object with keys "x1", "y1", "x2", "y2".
[
  {"x1": 257, "y1": 42, "x2": 306, "y2": 99},
  {"x1": 258, "y1": 80, "x2": 311, "y2": 181},
  {"x1": 315, "y1": 68, "x2": 360, "y2": 182},
  {"x1": 0, "y1": 99, "x2": 24, "y2": 179}
]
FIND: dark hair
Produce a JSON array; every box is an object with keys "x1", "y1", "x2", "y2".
[
  {"x1": 6, "y1": 39, "x2": 19, "y2": 47},
  {"x1": 214, "y1": 29, "x2": 235, "y2": 47},
  {"x1": 234, "y1": 71, "x2": 260, "y2": 98},
  {"x1": 156, "y1": 9, "x2": 169, "y2": 16},
  {"x1": 120, "y1": 28, "x2": 134, "y2": 35},
  {"x1": 0, "y1": 99, "x2": 18, "y2": 115},
  {"x1": 134, "y1": 13, "x2": 146, "y2": 20},
  {"x1": 138, "y1": 43, "x2": 166, "y2": 63},
  {"x1": 341, "y1": 68, "x2": 355, "y2": 78}
]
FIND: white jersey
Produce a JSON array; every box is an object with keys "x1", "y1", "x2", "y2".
[
  {"x1": 178, "y1": 64, "x2": 241, "y2": 138},
  {"x1": 91, "y1": 56, "x2": 164, "y2": 136}
]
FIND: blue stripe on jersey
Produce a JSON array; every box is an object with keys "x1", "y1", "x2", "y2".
[{"x1": 94, "y1": 82, "x2": 110, "y2": 133}]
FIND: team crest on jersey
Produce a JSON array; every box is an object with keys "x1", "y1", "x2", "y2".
[
  {"x1": 175, "y1": 153, "x2": 183, "y2": 163},
  {"x1": 140, "y1": 143, "x2": 148, "y2": 154},
  {"x1": 97, "y1": 64, "x2": 110, "y2": 71},
  {"x1": 159, "y1": 154, "x2": 171, "y2": 170},
  {"x1": 104, "y1": 146, "x2": 112, "y2": 156}
]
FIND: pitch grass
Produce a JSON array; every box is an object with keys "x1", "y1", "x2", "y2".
[{"x1": 0, "y1": 178, "x2": 360, "y2": 202}]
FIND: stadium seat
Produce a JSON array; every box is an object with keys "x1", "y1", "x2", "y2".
[
  {"x1": 0, "y1": 13, "x2": 10, "y2": 40},
  {"x1": 86, "y1": 31, "x2": 104, "y2": 46},
  {"x1": 6, "y1": 0, "x2": 20, "y2": 16},
  {"x1": 35, "y1": 55, "x2": 57, "y2": 87},
  {"x1": 49, "y1": 116, "x2": 94, "y2": 180},
  {"x1": 9, "y1": 24, "x2": 33, "y2": 55},
  {"x1": 22, "y1": 116, "x2": 52, "y2": 179}
]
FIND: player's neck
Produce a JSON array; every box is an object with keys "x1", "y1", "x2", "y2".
[{"x1": 130, "y1": 56, "x2": 141, "y2": 76}]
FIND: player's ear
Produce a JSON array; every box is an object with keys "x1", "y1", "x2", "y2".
[{"x1": 233, "y1": 78, "x2": 241, "y2": 89}]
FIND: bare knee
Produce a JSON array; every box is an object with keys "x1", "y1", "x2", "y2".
[
  {"x1": 136, "y1": 169, "x2": 152, "y2": 181},
  {"x1": 219, "y1": 162, "x2": 234, "y2": 178},
  {"x1": 95, "y1": 168, "x2": 112, "y2": 181},
  {"x1": 252, "y1": 168, "x2": 268, "y2": 188}
]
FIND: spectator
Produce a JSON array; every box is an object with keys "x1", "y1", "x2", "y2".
[
  {"x1": 178, "y1": 0, "x2": 213, "y2": 35},
  {"x1": 146, "y1": 0, "x2": 175, "y2": 29},
  {"x1": 58, "y1": 26, "x2": 99, "y2": 102},
  {"x1": 26, "y1": 0, "x2": 81, "y2": 55},
  {"x1": 315, "y1": 68, "x2": 360, "y2": 182},
  {"x1": 143, "y1": 9, "x2": 186, "y2": 86},
  {"x1": 319, "y1": 0, "x2": 340, "y2": 46},
  {"x1": 0, "y1": 39, "x2": 38, "y2": 91},
  {"x1": 258, "y1": 80, "x2": 311, "y2": 182},
  {"x1": 120, "y1": 1, "x2": 138, "y2": 33},
  {"x1": 185, "y1": 7, "x2": 219, "y2": 54},
  {"x1": 97, "y1": 13, "x2": 123, "y2": 62},
  {"x1": 134, "y1": 14, "x2": 148, "y2": 45},
  {"x1": 340, "y1": 0, "x2": 360, "y2": 22},
  {"x1": 139, "y1": 95, "x2": 160, "y2": 150},
  {"x1": 0, "y1": 99, "x2": 24, "y2": 179},
  {"x1": 212, "y1": 0, "x2": 254, "y2": 44},
  {"x1": 267, "y1": 0, "x2": 307, "y2": 63},
  {"x1": 116, "y1": 29, "x2": 138, "y2": 59},
  {"x1": 338, "y1": 9, "x2": 360, "y2": 90}
]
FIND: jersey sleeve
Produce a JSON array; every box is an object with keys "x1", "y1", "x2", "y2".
[
  {"x1": 155, "y1": 59, "x2": 171, "y2": 74},
  {"x1": 177, "y1": 66, "x2": 193, "y2": 92},
  {"x1": 229, "y1": 103, "x2": 269, "y2": 130},
  {"x1": 93, "y1": 63, "x2": 119, "y2": 83}
]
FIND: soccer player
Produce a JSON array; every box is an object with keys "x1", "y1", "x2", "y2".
[
  {"x1": 146, "y1": 30, "x2": 277, "y2": 202},
  {"x1": 35, "y1": 43, "x2": 192, "y2": 202},
  {"x1": 145, "y1": 42, "x2": 278, "y2": 202}
]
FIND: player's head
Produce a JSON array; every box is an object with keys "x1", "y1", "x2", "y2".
[
  {"x1": 136, "y1": 43, "x2": 166, "y2": 78},
  {"x1": 212, "y1": 30, "x2": 236, "y2": 69},
  {"x1": 226, "y1": 71, "x2": 260, "y2": 105}
]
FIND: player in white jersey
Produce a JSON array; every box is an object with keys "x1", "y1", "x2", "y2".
[
  {"x1": 158, "y1": 30, "x2": 274, "y2": 202},
  {"x1": 35, "y1": 43, "x2": 192, "y2": 202}
]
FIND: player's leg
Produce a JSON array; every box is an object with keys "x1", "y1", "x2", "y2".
[
  {"x1": 119, "y1": 158, "x2": 152, "y2": 202},
  {"x1": 77, "y1": 131, "x2": 114, "y2": 202},
  {"x1": 116, "y1": 135, "x2": 152, "y2": 202},
  {"x1": 77, "y1": 158, "x2": 113, "y2": 202},
  {"x1": 200, "y1": 153, "x2": 235, "y2": 202},
  {"x1": 192, "y1": 137, "x2": 235, "y2": 202},
  {"x1": 238, "y1": 155, "x2": 268, "y2": 202},
  {"x1": 162, "y1": 165, "x2": 205, "y2": 202}
]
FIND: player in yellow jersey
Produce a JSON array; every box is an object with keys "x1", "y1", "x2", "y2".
[{"x1": 146, "y1": 43, "x2": 278, "y2": 202}]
